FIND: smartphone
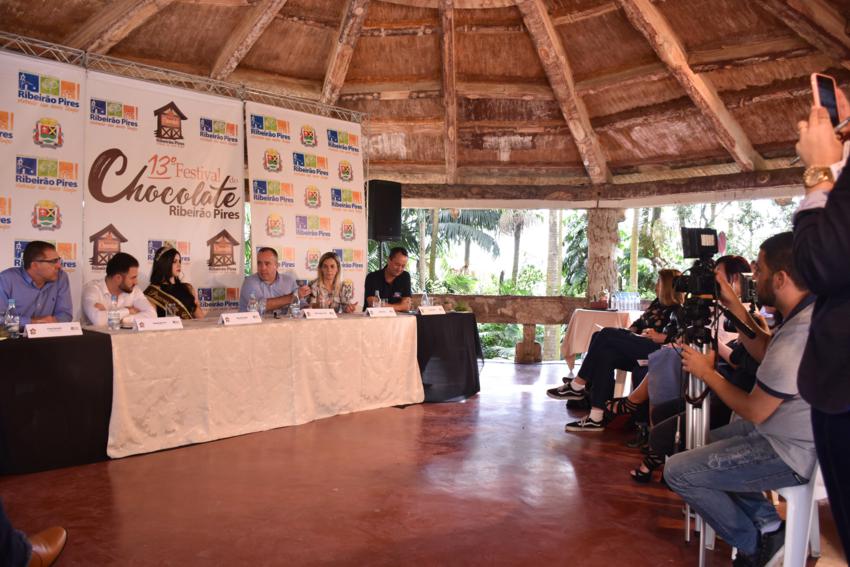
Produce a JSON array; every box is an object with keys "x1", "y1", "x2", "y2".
[{"x1": 812, "y1": 73, "x2": 840, "y2": 127}]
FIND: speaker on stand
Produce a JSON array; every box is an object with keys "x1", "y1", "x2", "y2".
[{"x1": 367, "y1": 180, "x2": 402, "y2": 267}]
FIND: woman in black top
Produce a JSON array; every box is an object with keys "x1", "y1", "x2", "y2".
[
  {"x1": 143, "y1": 246, "x2": 205, "y2": 319},
  {"x1": 555, "y1": 269, "x2": 683, "y2": 432}
]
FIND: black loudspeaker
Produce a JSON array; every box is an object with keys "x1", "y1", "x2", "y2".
[{"x1": 367, "y1": 179, "x2": 401, "y2": 241}]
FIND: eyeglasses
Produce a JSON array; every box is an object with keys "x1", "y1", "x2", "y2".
[{"x1": 33, "y1": 258, "x2": 62, "y2": 265}]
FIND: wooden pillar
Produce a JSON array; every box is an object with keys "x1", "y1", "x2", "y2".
[
  {"x1": 515, "y1": 323, "x2": 542, "y2": 364},
  {"x1": 586, "y1": 208, "x2": 625, "y2": 300}
]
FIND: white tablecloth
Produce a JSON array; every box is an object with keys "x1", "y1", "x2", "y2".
[
  {"x1": 561, "y1": 309, "x2": 643, "y2": 370},
  {"x1": 106, "y1": 314, "x2": 423, "y2": 458}
]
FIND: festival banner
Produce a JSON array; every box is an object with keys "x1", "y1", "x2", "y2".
[
  {"x1": 0, "y1": 51, "x2": 86, "y2": 317},
  {"x1": 245, "y1": 101, "x2": 366, "y2": 306},
  {"x1": 83, "y1": 72, "x2": 244, "y2": 311}
]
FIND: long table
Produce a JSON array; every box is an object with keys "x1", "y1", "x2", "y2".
[{"x1": 1, "y1": 314, "x2": 423, "y2": 472}]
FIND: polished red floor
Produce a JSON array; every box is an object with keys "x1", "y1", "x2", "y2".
[{"x1": 1, "y1": 362, "x2": 845, "y2": 566}]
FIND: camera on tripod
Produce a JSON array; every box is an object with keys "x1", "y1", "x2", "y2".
[{"x1": 668, "y1": 228, "x2": 720, "y2": 346}]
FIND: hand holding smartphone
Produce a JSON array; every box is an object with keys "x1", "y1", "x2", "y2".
[{"x1": 812, "y1": 73, "x2": 841, "y2": 127}]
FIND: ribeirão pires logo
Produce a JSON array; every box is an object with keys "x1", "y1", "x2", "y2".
[
  {"x1": 304, "y1": 185, "x2": 321, "y2": 208},
  {"x1": 252, "y1": 179, "x2": 294, "y2": 205},
  {"x1": 338, "y1": 160, "x2": 354, "y2": 182},
  {"x1": 15, "y1": 155, "x2": 79, "y2": 190},
  {"x1": 0, "y1": 111, "x2": 15, "y2": 143},
  {"x1": 292, "y1": 152, "x2": 329, "y2": 177},
  {"x1": 90, "y1": 99, "x2": 138, "y2": 129},
  {"x1": 333, "y1": 248, "x2": 365, "y2": 270},
  {"x1": 340, "y1": 218, "x2": 356, "y2": 241},
  {"x1": 0, "y1": 196, "x2": 12, "y2": 228},
  {"x1": 257, "y1": 246, "x2": 296, "y2": 269},
  {"x1": 327, "y1": 129, "x2": 360, "y2": 153},
  {"x1": 249, "y1": 114, "x2": 291, "y2": 142},
  {"x1": 32, "y1": 199, "x2": 61, "y2": 230},
  {"x1": 266, "y1": 214, "x2": 284, "y2": 237},
  {"x1": 300, "y1": 124, "x2": 317, "y2": 147},
  {"x1": 198, "y1": 287, "x2": 240, "y2": 309},
  {"x1": 305, "y1": 248, "x2": 321, "y2": 271},
  {"x1": 295, "y1": 215, "x2": 331, "y2": 238},
  {"x1": 18, "y1": 71, "x2": 81, "y2": 110},
  {"x1": 147, "y1": 240, "x2": 191, "y2": 263},
  {"x1": 89, "y1": 224, "x2": 127, "y2": 268},
  {"x1": 153, "y1": 101, "x2": 187, "y2": 146},
  {"x1": 330, "y1": 188, "x2": 363, "y2": 210},
  {"x1": 200, "y1": 117, "x2": 238, "y2": 144},
  {"x1": 263, "y1": 149, "x2": 281, "y2": 172},
  {"x1": 33, "y1": 118, "x2": 63, "y2": 148}
]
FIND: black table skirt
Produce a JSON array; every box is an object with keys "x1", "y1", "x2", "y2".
[
  {"x1": 416, "y1": 312, "x2": 483, "y2": 402},
  {"x1": 0, "y1": 330, "x2": 113, "y2": 474}
]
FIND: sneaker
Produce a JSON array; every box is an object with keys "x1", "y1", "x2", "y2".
[
  {"x1": 757, "y1": 521, "x2": 785, "y2": 567},
  {"x1": 565, "y1": 416, "x2": 605, "y2": 432},
  {"x1": 732, "y1": 551, "x2": 757, "y2": 567},
  {"x1": 547, "y1": 381, "x2": 587, "y2": 401}
]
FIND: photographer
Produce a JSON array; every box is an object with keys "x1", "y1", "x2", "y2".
[
  {"x1": 664, "y1": 232, "x2": 816, "y2": 567},
  {"x1": 794, "y1": 96, "x2": 850, "y2": 560}
]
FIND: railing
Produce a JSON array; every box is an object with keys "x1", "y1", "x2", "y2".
[{"x1": 413, "y1": 294, "x2": 591, "y2": 363}]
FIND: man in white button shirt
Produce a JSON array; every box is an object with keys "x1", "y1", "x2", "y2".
[{"x1": 82, "y1": 252, "x2": 156, "y2": 327}]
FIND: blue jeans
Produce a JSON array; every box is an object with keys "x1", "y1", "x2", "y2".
[
  {"x1": 0, "y1": 500, "x2": 31, "y2": 567},
  {"x1": 664, "y1": 419, "x2": 806, "y2": 556}
]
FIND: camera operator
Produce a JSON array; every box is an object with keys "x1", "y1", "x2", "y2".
[
  {"x1": 794, "y1": 96, "x2": 850, "y2": 560},
  {"x1": 664, "y1": 232, "x2": 816, "y2": 567}
]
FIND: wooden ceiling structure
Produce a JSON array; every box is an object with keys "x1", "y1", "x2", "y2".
[{"x1": 3, "y1": 0, "x2": 850, "y2": 208}]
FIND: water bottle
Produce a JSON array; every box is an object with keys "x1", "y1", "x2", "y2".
[
  {"x1": 4, "y1": 299, "x2": 20, "y2": 339},
  {"x1": 373, "y1": 290, "x2": 382, "y2": 308},
  {"x1": 289, "y1": 294, "x2": 301, "y2": 318},
  {"x1": 421, "y1": 290, "x2": 430, "y2": 307},
  {"x1": 247, "y1": 292, "x2": 259, "y2": 313},
  {"x1": 258, "y1": 297, "x2": 266, "y2": 317},
  {"x1": 107, "y1": 295, "x2": 121, "y2": 330}
]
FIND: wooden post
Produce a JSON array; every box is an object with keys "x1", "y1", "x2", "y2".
[
  {"x1": 586, "y1": 208, "x2": 624, "y2": 301},
  {"x1": 516, "y1": 323, "x2": 542, "y2": 364}
]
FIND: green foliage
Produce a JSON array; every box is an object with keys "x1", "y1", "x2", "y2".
[
  {"x1": 443, "y1": 271, "x2": 478, "y2": 294},
  {"x1": 478, "y1": 323, "x2": 522, "y2": 359},
  {"x1": 497, "y1": 265, "x2": 545, "y2": 295},
  {"x1": 561, "y1": 210, "x2": 588, "y2": 296}
]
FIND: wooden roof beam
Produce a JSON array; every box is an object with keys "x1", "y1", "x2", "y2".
[
  {"x1": 754, "y1": 0, "x2": 850, "y2": 71},
  {"x1": 210, "y1": 0, "x2": 288, "y2": 80},
  {"x1": 64, "y1": 0, "x2": 177, "y2": 54},
  {"x1": 617, "y1": 0, "x2": 766, "y2": 172},
  {"x1": 320, "y1": 0, "x2": 371, "y2": 106},
  {"x1": 441, "y1": 0, "x2": 458, "y2": 184},
  {"x1": 515, "y1": 0, "x2": 612, "y2": 184}
]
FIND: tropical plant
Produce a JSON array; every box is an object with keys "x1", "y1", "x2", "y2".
[{"x1": 499, "y1": 209, "x2": 541, "y2": 284}]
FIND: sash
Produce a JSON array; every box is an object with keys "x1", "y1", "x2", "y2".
[{"x1": 143, "y1": 284, "x2": 194, "y2": 320}]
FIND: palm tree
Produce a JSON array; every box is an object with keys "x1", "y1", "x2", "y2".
[
  {"x1": 499, "y1": 209, "x2": 541, "y2": 285},
  {"x1": 438, "y1": 209, "x2": 501, "y2": 271}
]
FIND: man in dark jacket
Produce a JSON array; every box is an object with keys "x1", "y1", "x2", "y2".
[{"x1": 793, "y1": 101, "x2": 850, "y2": 561}]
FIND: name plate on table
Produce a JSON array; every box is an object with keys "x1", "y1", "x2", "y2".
[
  {"x1": 303, "y1": 309, "x2": 337, "y2": 320},
  {"x1": 219, "y1": 311, "x2": 262, "y2": 326},
  {"x1": 366, "y1": 307, "x2": 396, "y2": 318},
  {"x1": 24, "y1": 321, "x2": 82, "y2": 339},
  {"x1": 135, "y1": 317, "x2": 183, "y2": 332},
  {"x1": 418, "y1": 305, "x2": 446, "y2": 315}
]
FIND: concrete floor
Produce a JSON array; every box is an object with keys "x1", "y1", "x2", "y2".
[{"x1": 0, "y1": 362, "x2": 845, "y2": 566}]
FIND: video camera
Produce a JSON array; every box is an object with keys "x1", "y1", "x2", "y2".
[{"x1": 668, "y1": 228, "x2": 719, "y2": 346}]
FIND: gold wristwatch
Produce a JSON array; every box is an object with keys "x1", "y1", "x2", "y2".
[{"x1": 803, "y1": 166, "x2": 835, "y2": 188}]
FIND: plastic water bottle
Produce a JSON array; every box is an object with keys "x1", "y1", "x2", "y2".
[
  {"x1": 421, "y1": 290, "x2": 430, "y2": 307},
  {"x1": 4, "y1": 299, "x2": 20, "y2": 339},
  {"x1": 247, "y1": 292, "x2": 259, "y2": 313},
  {"x1": 373, "y1": 290, "x2": 382, "y2": 308},
  {"x1": 289, "y1": 294, "x2": 301, "y2": 318},
  {"x1": 258, "y1": 297, "x2": 266, "y2": 317},
  {"x1": 107, "y1": 295, "x2": 121, "y2": 330}
]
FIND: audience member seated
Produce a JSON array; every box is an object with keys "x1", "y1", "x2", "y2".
[
  {"x1": 363, "y1": 246, "x2": 412, "y2": 312},
  {"x1": 143, "y1": 246, "x2": 205, "y2": 319},
  {"x1": 308, "y1": 252, "x2": 358, "y2": 313},
  {"x1": 0, "y1": 240, "x2": 72, "y2": 326},
  {"x1": 239, "y1": 247, "x2": 310, "y2": 314},
  {"x1": 665, "y1": 232, "x2": 816, "y2": 567},
  {"x1": 0, "y1": 499, "x2": 66, "y2": 567},
  {"x1": 81, "y1": 252, "x2": 156, "y2": 327},
  {"x1": 550, "y1": 269, "x2": 683, "y2": 432}
]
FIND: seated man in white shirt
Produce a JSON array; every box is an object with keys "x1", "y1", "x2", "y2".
[{"x1": 82, "y1": 252, "x2": 156, "y2": 327}]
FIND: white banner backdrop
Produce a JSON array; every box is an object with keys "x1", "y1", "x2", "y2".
[
  {"x1": 0, "y1": 51, "x2": 86, "y2": 316},
  {"x1": 245, "y1": 101, "x2": 366, "y2": 304},
  {"x1": 83, "y1": 72, "x2": 244, "y2": 310}
]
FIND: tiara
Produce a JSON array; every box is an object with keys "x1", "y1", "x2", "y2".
[{"x1": 154, "y1": 245, "x2": 173, "y2": 262}]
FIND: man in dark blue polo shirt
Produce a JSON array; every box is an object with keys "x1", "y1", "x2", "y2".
[{"x1": 363, "y1": 247, "x2": 412, "y2": 312}]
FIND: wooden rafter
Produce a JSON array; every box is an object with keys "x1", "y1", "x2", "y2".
[
  {"x1": 210, "y1": 0, "x2": 287, "y2": 81},
  {"x1": 64, "y1": 0, "x2": 177, "y2": 54},
  {"x1": 441, "y1": 0, "x2": 458, "y2": 184},
  {"x1": 515, "y1": 0, "x2": 611, "y2": 184},
  {"x1": 320, "y1": 0, "x2": 371, "y2": 105},
  {"x1": 754, "y1": 0, "x2": 850, "y2": 71},
  {"x1": 617, "y1": 0, "x2": 766, "y2": 172}
]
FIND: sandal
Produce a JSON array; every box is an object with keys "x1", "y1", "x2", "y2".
[
  {"x1": 606, "y1": 396, "x2": 638, "y2": 416},
  {"x1": 630, "y1": 450, "x2": 665, "y2": 484}
]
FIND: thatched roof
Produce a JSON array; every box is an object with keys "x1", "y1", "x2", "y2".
[{"x1": 3, "y1": 0, "x2": 850, "y2": 207}]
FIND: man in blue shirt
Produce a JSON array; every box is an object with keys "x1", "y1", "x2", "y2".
[
  {"x1": 0, "y1": 241, "x2": 73, "y2": 325},
  {"x1": 239, "y1": 247, "x2": 310, "y2": 312}
]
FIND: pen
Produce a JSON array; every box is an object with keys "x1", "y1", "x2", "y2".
[{"x1": 790, "y1": 116, "x2": 850, "y2": 165}]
